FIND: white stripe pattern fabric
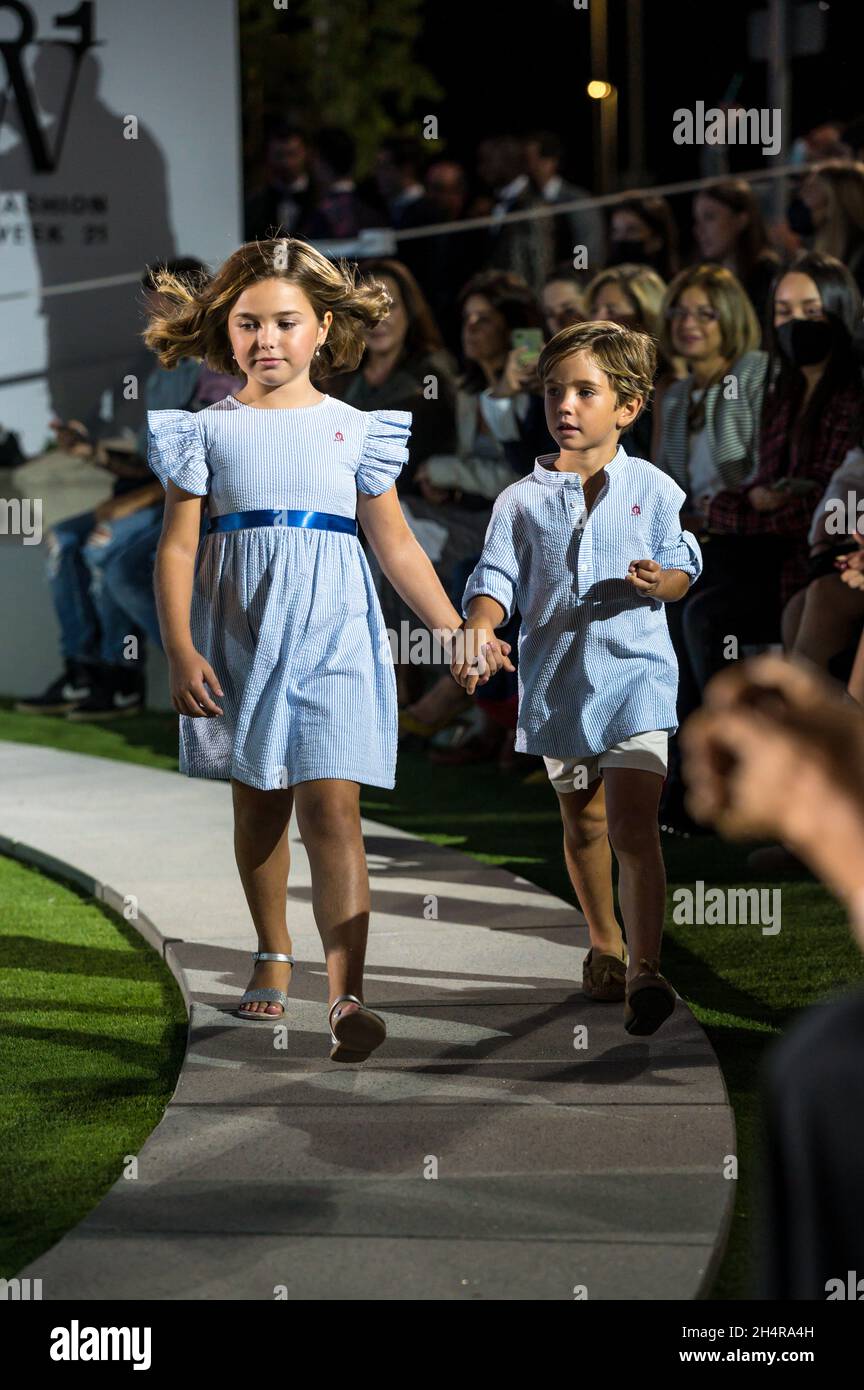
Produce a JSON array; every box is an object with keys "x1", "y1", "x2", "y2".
[
  {"x1": 461, "y1": 445, "x2": 703, "y2": 758},
  {"x1": 146, "y1": 393, "x2": 412, "y2": 790}
]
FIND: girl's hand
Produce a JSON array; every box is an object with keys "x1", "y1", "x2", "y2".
[
  {"x1": 626, "y1": 558, "x2": 662, "y2": 595},
  {"x1": 747, "y1": 485, "x2": 787, "y2": 513},
  {"x1": 169, "y1": 649, "x2": 224, "y2": 717},
  {"x1": 450, "y1": 623, "x2": 515, "y2": 695}
]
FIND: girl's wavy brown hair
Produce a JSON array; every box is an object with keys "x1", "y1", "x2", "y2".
[{"x1": 141, "y1": 236, "x2": 394, "y2": 379}]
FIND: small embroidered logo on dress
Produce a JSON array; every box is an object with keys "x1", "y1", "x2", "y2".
[
  {"x1": 334, "y1": 431, "x2": 344, "y2": 442},
  {"x1": 631, "y1": 504, "x2": 641, "y2": 514}
]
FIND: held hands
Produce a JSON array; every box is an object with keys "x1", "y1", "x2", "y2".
[
  {"x1": 169, "y1": 649, "x2": 225, "y2": 718},
  {"x1": 450, "y1": 620, "x2": 515, "y2": 695}
]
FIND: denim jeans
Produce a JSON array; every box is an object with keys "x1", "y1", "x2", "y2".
[
  {"x1": 102, "y1": 509, "x2": 211, "y2": 652},
  {"x1": 102, "y1": 517, "x2": 165, "y2": 649},
  {"x1": 45, "y1": 504, "x2": 164, "y2": 666}
]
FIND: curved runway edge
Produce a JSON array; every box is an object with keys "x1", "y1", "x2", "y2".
[{"x1": 0, "y1": 741, "x2": 736, "y2": 1300}]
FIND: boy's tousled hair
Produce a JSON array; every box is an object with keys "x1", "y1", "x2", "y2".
[
  {"x1": 537, "y1": 320, "x2": 657, "y2": 420},
  {"x1": 141, "y1": 236, "x2": 394, "y2": 378}
]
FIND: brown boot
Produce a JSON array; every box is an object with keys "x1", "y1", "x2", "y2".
[
  {"x1": 582, "y1": 946, "x2": 628, "y2": 1001},
  {"x1": 623, "y1": 957, "x2": 676, "y2": 1035}
]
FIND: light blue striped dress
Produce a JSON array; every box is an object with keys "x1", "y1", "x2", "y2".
[
  {"x1": 461, "y1": 445, "x2": 703, "y2": 758},
  {"x1": 146, "y1": 394, "x2": 412, "y2": 790}
]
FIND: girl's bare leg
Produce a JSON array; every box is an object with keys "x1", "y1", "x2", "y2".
[
  {"x1": 230, "y1": 777, "x2": 296, "y2": 1015},
  {"x1": 292, "y1": 778, "x2": 371, "y2": 1022},
  {"x1": 556, "y1": 776, "x2": 625, "y2": 957}
]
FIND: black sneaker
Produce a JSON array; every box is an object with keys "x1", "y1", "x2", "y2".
[
  {"x1": 14, "y1": 660, "x2": 98, "y2": 714},
  {"x1": 66, "y1": 666, "x2": 146, "y2": 721}
]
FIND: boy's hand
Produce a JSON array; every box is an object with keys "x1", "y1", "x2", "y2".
[
  {"x1": 450, "y1": 621, "x2": 515, "y2": 695},
  {"x1": 626, "y1": 558, "x2": 662, "y2": 595}
]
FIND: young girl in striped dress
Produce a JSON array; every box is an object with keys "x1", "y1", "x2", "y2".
[{"x1": 143, "y1": 237, "x2": 503, "y2": 1061}]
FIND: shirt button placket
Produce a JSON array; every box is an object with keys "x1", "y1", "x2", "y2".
[
  {"x1": 568, "y1": 483, "x2": 588, "y2": 596},
  {"x1": 577, "y1": 489, "x2": 592, "y2": 596}
]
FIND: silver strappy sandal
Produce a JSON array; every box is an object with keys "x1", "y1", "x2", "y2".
[
  {"x1": 328, "y1": 993, "x2": 386, "y2": 1062},
  {"x1": 234, "y1": 950, "x2": 296, "y2": 1021}
]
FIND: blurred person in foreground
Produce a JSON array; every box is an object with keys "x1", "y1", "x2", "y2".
[{"x1": 681, "y1": 653, "x2": 864, "y2": 1300}]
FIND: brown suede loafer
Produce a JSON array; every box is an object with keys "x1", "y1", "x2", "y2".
[
  {"x1": 582, "y1": 946, "x2": 628, "y2": 1001},
  {"x1": 624, "y1": 957, "x2": 676, "y2": 1035}
]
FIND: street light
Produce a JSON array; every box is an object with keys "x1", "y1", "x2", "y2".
[{"x1": 587, "y1": 81, "x2": 618, "y2": 193}]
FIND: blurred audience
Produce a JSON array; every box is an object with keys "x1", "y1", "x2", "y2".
[
  {"x1": 15, "y1": 258, "x2": 240, "y2": 720},
  {"x1": 310, "y1": 126, "x2": 385, "y2": 239},
  {"x1": 680, "y1": 653, "x2": 864, "y2": 1300},
  {"x1": 485, "y1": 131, "x2": 604, "y2": 295},
  {"x1": 326, "y1": 258, "x2": 459, "y2": 493},
  {"x1": 796, "y1": 159, "x2": 864, "y2": 294},
  {"x1": 692, "y1": 178, "x2": 781, "y2": 331},
  {"x1": 540, "y1": 264, "x2": 586, "y2": 338},
  {"x1": 606, "y1": 196, "x2": 680, "y2": 282},
  {"x1": 688, "y1": 252, "x2": 863, "y2": 691},
  {"x1": 397, "y1": 269, "x2": 554, "y2": 755},
  {"x1": 584, "y1": 262, "x2": 680, "y2": 457},
  {"x1": 653, "y1": 263, "x2": 768, "y2": 830},
  {"x1": 243, "y1": 120, "x2": 325, "y2": 242}
]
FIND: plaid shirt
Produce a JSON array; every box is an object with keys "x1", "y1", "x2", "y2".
[{"x1": 705, "y1": 381, "x2": 863, "y2": 605}]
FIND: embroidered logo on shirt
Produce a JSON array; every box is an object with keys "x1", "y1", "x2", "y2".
[
  {"x1": 631, "y1": 504, "x2": 641, "y2": 514},
  {"x1": 334, "y1": 431, "x2": 344, "y2": 442}
]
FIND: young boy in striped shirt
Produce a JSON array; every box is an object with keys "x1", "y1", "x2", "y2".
[{"x1": 451, "y1": 321, "x2": 702, "y2": 1035}]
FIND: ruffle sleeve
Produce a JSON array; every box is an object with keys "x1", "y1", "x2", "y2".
[
  {"x1": 355, "y1": 409, "x2": 412, "y2": 496},
  {"x1": 146, "y1": 409, "x2": 210, "y2": 496}
]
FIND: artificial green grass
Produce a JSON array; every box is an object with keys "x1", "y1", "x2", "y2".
[
  {"x1": 2, "y1": 696, "x2": 863, "y2": 1297},
  {"x1": 0, "y1": 851, "x2": 187, "y2": 1276}
]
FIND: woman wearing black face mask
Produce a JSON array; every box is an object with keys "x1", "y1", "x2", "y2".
[
  {"x1": 606, "y1": 197, "x2": 680, "y2": 281},
  {"x1": 680, "y1": 251, "x2": 864, "y2": 708}
]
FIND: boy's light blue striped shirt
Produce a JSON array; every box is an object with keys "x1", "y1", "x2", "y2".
[{"x1": 461, "y1": 445, "x2": 703, "y2": 758}]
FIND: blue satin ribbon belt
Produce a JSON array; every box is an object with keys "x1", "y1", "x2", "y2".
[{"x1": 207, "y1": 509, "x2": 358, "y2": 536}]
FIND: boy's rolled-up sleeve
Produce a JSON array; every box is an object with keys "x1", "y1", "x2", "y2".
[
  {"x1": 461, "y1": 493, "x2": 520, "y2": 624},
  {"x1": 651, "y1": 480, "x2": 703, "y2": 584}
]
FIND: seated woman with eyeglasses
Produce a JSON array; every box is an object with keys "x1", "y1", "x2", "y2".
[{"x1": 653, "y1": 263, "x2": 769, "y2": 832}]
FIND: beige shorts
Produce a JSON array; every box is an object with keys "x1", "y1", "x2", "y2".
[{"x1": 543, "y1": 730, "x2": 669, "y2": 795}]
